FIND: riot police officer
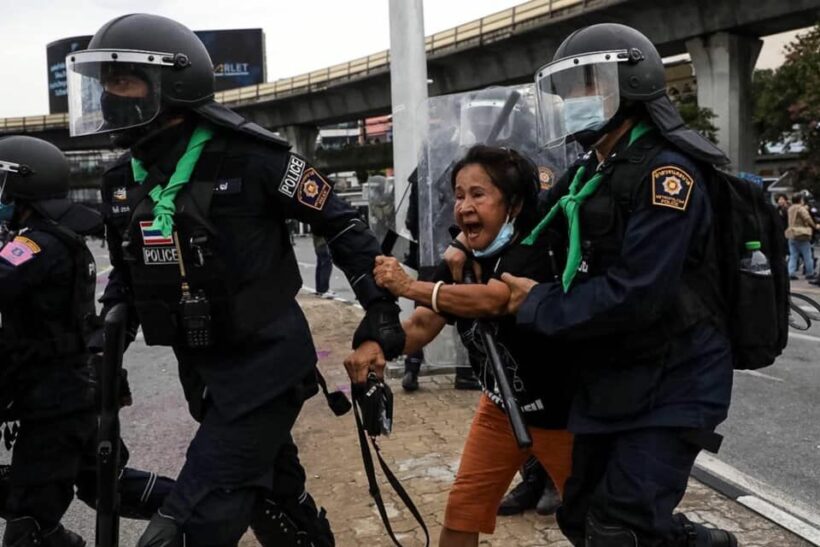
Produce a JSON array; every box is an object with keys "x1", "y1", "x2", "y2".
[
  {"x1": 499, "y1": 24, "x2": 738, "y2": 546},
  {"x1": 66, "y1": 14, "x2": 404, "y2": 547},
  {"x1": 0, "y1": 136, "x2": 175, "y2": 546}
]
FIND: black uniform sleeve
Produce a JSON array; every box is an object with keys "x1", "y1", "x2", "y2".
[
  {"x1": 518, "y1": 155, "x2": 711, "y2": 338},
  {"x1": 263, "y1": 152, "x2": 397, "y2": 309},
  {"x1": 0, "y1": 232, "x2": 65, "y2": 307},
  {"x1": 93, "y1": 171, "x2": 140, "y2": 350}
]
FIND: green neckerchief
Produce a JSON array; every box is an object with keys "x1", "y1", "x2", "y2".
[
  {"x1": 131, "y1": 123, "x2": 215, "y2": 237},
  {"x1": 522, "y1": 121, "x2": 653, "y2": 292}
]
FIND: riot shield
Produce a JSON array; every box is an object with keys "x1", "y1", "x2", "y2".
[
  {"x1": 416, "y1": 84, "x2": 578, "y2": 269},
  {"x1": 363, "y1": 175, "x2": 395, "y2": 248}
]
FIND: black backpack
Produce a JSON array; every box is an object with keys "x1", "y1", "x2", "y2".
[{"x1": 706, "y1": 170, "x2": 789, "y2": 370}]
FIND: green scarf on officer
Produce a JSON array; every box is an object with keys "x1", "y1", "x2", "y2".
[
  {"x1": 130, "y1": 123, "x2": 215, "y2": 237},
  {"x1": 522, "y1": 121, "x2": 652, "y2": 292}
]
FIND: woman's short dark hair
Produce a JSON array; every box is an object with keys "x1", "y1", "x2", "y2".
[
  {"x1": 792, "y1": 193, "x2": 805, "y2": 205},
  {"x1": 450, "y1": 145, "x2": 540, "y2": 234}
]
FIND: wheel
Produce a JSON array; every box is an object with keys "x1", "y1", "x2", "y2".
[
  {"x1": 789, "y1": 292, "x2": 820, "y2": 321},
  {"x1": 788, "y1": 300, "x2": 811, "y2": 331}
]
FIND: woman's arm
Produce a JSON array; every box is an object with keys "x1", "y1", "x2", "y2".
[
  {"x1": 403, "y1": 279, "x2": 511, "y2": 319},
  {"x1": 402, "y1": 306, "x2": 449, "y2": 354},
  {"x1": 374, "y1": 256, "x2": 511, "y2": 318}
]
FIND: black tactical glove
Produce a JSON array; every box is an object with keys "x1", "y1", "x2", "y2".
[{"x1": 352, "y1": 300, "x2": 405, "y2": 361}]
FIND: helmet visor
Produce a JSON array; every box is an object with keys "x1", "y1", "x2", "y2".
[
  {"x1": 67, "y1": 50, "x2": 171, "y2": 137},
  {"x1": 535, "y1": 51, "x2": 626, "y2": 147}
]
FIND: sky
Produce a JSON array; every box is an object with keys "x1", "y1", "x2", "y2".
[{"x1": 0, "y1": 0, "x2": 804, "y2": 118}]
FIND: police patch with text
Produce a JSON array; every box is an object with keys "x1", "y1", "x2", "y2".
[
  {"x1": 279, "y1": 155, "x2": 307, "y2": 198},
  {"x1": 297, "y1": 168, "x2": 332, "y2": 210},
  {"x1": 651, "y1": 166, "x2": 694, "y2": 212}
]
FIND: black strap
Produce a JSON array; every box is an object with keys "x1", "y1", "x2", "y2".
[{"x1": 353, "y1": 400, "x2": 429, "y2": 547}]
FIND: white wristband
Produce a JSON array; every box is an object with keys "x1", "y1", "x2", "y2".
[{"x1": 431, "y1": 281, "x2": 445, "y2": 314}]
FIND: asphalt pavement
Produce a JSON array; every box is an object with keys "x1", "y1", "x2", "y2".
[{"x1": 0, "y1": 237, "x2": 816, "y2": 545}]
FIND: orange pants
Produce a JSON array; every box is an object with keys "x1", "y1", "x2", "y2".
[{"x1": 444, "y1": 394, "x2": 574, "y2": 534}]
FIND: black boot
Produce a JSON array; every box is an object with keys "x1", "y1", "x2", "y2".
[
  {"x1": 3, "y1": 517, "x2": 85, "y2": 547},
  {"x1": 674, "y1": 513, "x2": 738, "y2": 547},
  {"x1": 251, "y1": 491, "x2": 335, "y2": 547},
  {"x1": 535, "y1": 479, "x2": 561, "y2": 516},
  {"x1": 402, "y1": 352, "x2": 423, "y2": 392},
  {"x1": 498, "y1": 458, "x2": 547, "y2": 516},
  {"x1": 454, "y1": 366, "x2": 481, "y2": 391}
]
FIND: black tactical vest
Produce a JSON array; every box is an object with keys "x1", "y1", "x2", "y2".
[
  {"x1": 0, "y1": 221, "x2": 96, "y2": 359},
  {"x1": 115, "y1": 138, "x2": 301, "y2": 347},
  {"x1": 565, "y1": 134, "x2": 718, "y2": 361},
  {"x1": 0, "y1": 221, "x2": 97, "y2": 420}
]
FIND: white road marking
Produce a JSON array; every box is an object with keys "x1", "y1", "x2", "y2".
[
  {"x1": 789, "y1": 332, "x2": 820, "y2": 344},
  {"x1": 736, "y1": 369, "x2": 784, "y2": 382}
]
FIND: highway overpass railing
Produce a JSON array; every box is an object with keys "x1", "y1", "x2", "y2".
[{"x1": 1, "y1": 0, "x2": 584, "y2": 133}]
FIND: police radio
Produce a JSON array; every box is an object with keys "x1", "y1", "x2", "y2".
[{"x1": 173, "y1": 231, "x2": 211, "y2": 348}]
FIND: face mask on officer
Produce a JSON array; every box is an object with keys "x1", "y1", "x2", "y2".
[
  {"x1": 0, "y1": 176, "x2": 15, "y2": 223},
  {"x1": 562, "y1": 95, "x2": 607, "y2": 136},
  {"x1": 100, "y1": 71, "x2": 160, "y2": 147}
]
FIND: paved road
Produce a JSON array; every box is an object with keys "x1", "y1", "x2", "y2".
[
  {"x1": 290, "y1": 236, "x2": 820, "y2": 522},
  {"x1": 1, "y1": 238, "x2": 816, "y2": 544}
]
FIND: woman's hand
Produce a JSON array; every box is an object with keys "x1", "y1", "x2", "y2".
[
  {"x1": 374, "y1": 255, "x2": 413, "y2": 297},
  {"x1": 443, "y1": 233, "x2": 482, "y2": 282},
  {"x1": 501, "y1": 273, "x2": 538, "y2": 314},
  {"x1": 343, "y1": 340, "x2": 386, "y2": 384}
]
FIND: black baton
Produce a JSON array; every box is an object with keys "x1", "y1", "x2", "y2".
[
  {"x1": 462, "y1": 267, "x2": 532, "y2": 449},
  {"x1": 96, "y1": 303, "x2": 128, "y2": 547}
]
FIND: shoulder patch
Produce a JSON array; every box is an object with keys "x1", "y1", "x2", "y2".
[
  {"x1": 13, "y1": 236, "x2": 42, "y2": 254},
  {"x1": 651, "y1": 165, "x2": 694, "y2": 211},
  {"x1": 279, "y1": 154, "x2": 307, "y2": 198},
  {"x1": 0, "y1": 240, "x2": 37, "y2": 266},
  {"x1": 297, "y1": 168, "x2": 332, "y2": 210},
  {"x1": 538, "y1": 166, "x2": 554, "y2": 190}
]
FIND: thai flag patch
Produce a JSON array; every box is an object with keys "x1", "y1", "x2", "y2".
[{"x1": 140, "y1": 221, "x2": 173, "y2": 246}]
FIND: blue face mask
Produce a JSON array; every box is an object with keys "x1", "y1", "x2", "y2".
[
  {"x1": 0, "y1": 200, "x2": 15, "y2": 223},
  {"x1": 563, "y1": 96, "x2": 607, "y2": 136},
  {"x1": 473, "y1": 214, "x2": 515, "y2": 258}
]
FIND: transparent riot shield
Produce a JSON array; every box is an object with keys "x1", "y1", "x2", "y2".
[
  {"x1": 363, "y1": 175, "x2": 395, "y2": 247},
  {"x1": 413, "y1": 84, "x2": 578, "y2": 370},
  {"x1": 416, "y1": 84, "x2": 578, "y2": 269}
]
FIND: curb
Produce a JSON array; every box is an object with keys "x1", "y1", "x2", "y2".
[{"x1": 693, "y1": 453, "x2": 820, "y2": 546}]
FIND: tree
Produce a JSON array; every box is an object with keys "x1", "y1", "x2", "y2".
[
  {"x1": 753, "y1": 25, "x2": 820, "y2": 195},
  {"x1": 673, "y1": 94, "x2": 719, "y2": 143}
]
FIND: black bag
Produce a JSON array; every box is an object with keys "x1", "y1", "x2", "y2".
[{"x1": 707, "y1": 170, "x2": 789, "y2": 370}]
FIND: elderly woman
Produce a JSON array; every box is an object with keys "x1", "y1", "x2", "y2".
[{"x1": 345, "y1": 145, "x2": 576, "y2": 547}]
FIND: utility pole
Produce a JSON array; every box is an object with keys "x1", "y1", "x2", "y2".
[{"x1": 388, "y1": 0, "x2": 428, "y2": 236}]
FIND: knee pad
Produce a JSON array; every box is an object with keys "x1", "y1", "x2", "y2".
[
  {"x1": 585, "y1": 513, "x2": 638, "y2": 547},
  {"x1": 251, "y1": 492, "x2": 334, "y2": 547},
  {"x1": 137, "y1": 512, "x2": 183, "y2": 547}
]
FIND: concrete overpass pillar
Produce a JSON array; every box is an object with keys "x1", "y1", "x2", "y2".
[
  {"x1": 686, "y1": 32, "x2": 762, "y2": 173},
  {"x1": 282, "y1": 125, "x2": 319, "y2": 160}
]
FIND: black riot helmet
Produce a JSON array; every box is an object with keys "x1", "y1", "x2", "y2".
[
  {"x1": 0, "y1": 136, "x2": 69, "y2": 202},
  {"x1": 0, "y1": 136, "x2": 102, "y2": 233},
  {"x1": 66, "y1": 13, "x2": 214, "y2": 138},
  {"x1": 535, "y1": 23, "x2": 728, "y2": 164}
]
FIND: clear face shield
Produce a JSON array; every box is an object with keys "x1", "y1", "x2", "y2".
[
  {"x1": 66, "y1": 50, "x2": 172, "y2": 137},
  {"x1": 0, "y1": 161, "x2": 24, "y2": 222},
  {"x1": 535, "y1": 51, "x2": 627, "y2": 148}
]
